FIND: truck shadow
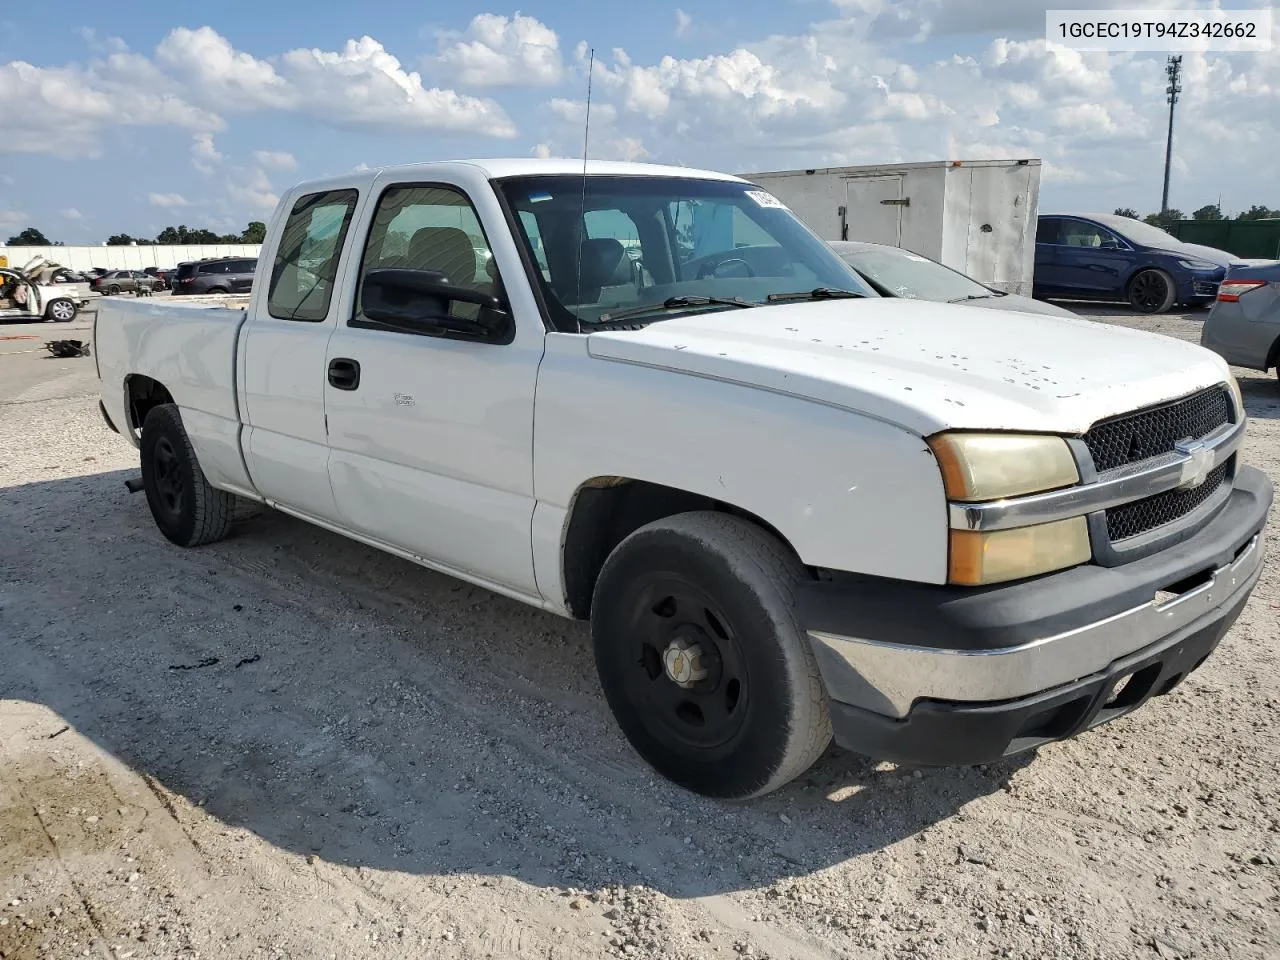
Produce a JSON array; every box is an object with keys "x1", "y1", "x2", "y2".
[{"x1": 3, "y1": 467, "x2": 1032, "y2": 901}]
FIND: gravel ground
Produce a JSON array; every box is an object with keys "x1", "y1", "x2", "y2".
[{"x1": 1, "y1": 305, "x2": 1278, "y2": 960}]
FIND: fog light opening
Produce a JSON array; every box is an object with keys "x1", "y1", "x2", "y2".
[{"x1": 1104, "y1": 673, "x2": 1135, "y2": 707}]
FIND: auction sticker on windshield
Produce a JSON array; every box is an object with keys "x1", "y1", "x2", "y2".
[{"x1": 744, "y1": 190, "x2": 787, "y2": 209}]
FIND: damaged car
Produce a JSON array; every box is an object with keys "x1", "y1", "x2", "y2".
[{"x1": 0, "y1": 257, "x2": 98, "y2": 322}]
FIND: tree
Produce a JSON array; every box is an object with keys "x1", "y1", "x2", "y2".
[
  {"x1": 241, "y1": 221, "x2": 267, "y2": 244},
  {"x1": 1143, "y1": 209, "x2": 1183, "y2": 230},
  {"x1": 1237, "y1": 204, "x2": 1278, "y2": 220},
  {"x1": 1192, "y1": 204, "x2": 1224, "y2": 221},
  {"x1": 5, "y1": 227, "x2": 52, "y2": 245},
  {"x1": 1113, "y1": 207, "x2": 1140, "y2": 219},
  {"x1": 106, "y1": 233, "x2": 151, "y2": 246}
]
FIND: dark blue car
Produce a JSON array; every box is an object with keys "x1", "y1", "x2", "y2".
[{"x1": 1034, "y1": 213, "x2": 1234, "y2": 314}]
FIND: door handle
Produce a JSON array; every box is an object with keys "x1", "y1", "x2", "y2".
[{"x1": 328, "y1": 358, "x2": 360, "y2": 391}]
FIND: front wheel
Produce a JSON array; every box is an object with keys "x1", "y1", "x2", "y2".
[
  {"x1": 107, "y1": 284, "x2": 121, "y2": 296},
  {"x1": 140, "y1": 404, "x2": 234, "y2": 547},
  {"x1": 1127, "y1": 268, "x2": 1176, "y2": 314},
  {"x1": 45, "y1": 299, "x2": 77, "y2": 322},
  {"x1": 591, "y1": 512, "x2": 831, "y2": 799}
]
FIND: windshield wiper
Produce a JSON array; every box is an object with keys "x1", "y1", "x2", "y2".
[
  {"x1": 596, "y1": 296, "x2": 758, "y2": 323},
  {"x1": 765, "y1": 287, "x2": 866, "y2": 303}
]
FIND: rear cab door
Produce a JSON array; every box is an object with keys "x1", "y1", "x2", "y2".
[
  {"x1": 321, "y1": 165, "x2": 546, "y2": 600},
  {"x1": 239, "y1": 181, "x2": 366, "y2": 521}
]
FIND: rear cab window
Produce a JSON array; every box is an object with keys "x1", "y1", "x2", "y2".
[{"x1": 268, "y1": 189, "x2": 360, "y2": 321}]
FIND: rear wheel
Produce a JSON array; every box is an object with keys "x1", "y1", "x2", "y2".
[
  {"x1": 207, "y1": 286, "x2": 229, "y2": 294},
  {"x1": 591, "y1": 512, "x2": 831, "y2": 799},
  {"x1": 140, "y1": 404, "x2": 234, "y2": 547},
  {"x1": 45, "y1": 298, "x2": 77, "y2": 322},
  {"x1": 1127, "y1": 269, "x2": 1176, "y2": 314},
  {"x1": 108, "y1": 284, "x2": 121, "y2": 296}
]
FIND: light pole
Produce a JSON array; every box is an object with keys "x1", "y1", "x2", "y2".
[{"x1": 1161, "y1": 55, "x2": 1182, "y2": 216}]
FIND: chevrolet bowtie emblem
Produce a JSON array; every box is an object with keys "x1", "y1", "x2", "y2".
[{"x1": 1174, "y1": 438, "x2": 1214, "y2": 489}]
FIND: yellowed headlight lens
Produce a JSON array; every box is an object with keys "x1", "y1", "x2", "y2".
[
  {"x1": 929, "y1": 433, "x2": 1079, "y2": 502},
  {"x1": 949, "y1": 518, "x2": 1091, "y2": 586}
]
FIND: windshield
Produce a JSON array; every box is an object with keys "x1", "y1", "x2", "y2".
[
  {"x1": 496, "y1": 175, "x2": 874, "y2": 327},
  {"x1": 833, "y1": 245, "x2": 991, "y2": 302},
  {"x1": 1096, "y1": 216, "x2": 1178, "y2": 248}
]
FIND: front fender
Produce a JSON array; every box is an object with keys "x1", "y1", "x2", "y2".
[{"x1": 533, "y1": 335, "x2": 949, "y2": 586}]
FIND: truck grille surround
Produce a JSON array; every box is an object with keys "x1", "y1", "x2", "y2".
[{"x1": 1083, "y1": 387, "x2": 1234, "y2": 543}]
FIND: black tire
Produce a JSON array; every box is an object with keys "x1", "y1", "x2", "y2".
[
  {"x1": 591, "y1": 512, "x2": 831, "y2": 799},
  {"x1": 107, "y1": 284, "x2": 121, "y2": 296},
  {"x1": 139, "y1": 404, "x2": 234, "y2": 547},
  {"x1": 207, "y1": 286, "x2": 229, "y2": 295},
  {"x1": 153, "y1": 281, "x2": 165, "y2": 291},
  {"x1": 44, "y1": 298, "x2": 77, "y2": 322},
  {"x1": 1127, "y1": 268, "x2": 1176, "y2": 314}
]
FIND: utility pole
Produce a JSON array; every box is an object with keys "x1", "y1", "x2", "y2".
[{"x1": 1161, "y1": 55, "x2": 1182, "y2": 216}]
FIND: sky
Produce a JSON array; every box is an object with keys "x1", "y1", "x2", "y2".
[{"x1": 1, "y1": 0, "x2": 1277, "y2": 243}]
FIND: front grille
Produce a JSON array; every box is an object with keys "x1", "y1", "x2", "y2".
[
  {"x1": 1084, "y1": 387, "x2": 1232, "y2": 473},
  {"x1": 1193, "y1": 281, "x2": 1220, "y2": 297},
  {"x1": 1105, "y1": 463, "x2": 1228, "y2": 541}
]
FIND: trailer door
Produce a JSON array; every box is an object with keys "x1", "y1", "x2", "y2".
[{"x1": 843, "y1": 176, "x2": 905, "y2": 246}]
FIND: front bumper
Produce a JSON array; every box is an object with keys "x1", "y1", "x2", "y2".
[{"x1": 800, "y1": 466, "x2": 1272, "y2": 765}]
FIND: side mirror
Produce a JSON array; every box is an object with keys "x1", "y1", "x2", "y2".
[{"x1": 361, "y1": 268, "x2": 510, "y2": 341}]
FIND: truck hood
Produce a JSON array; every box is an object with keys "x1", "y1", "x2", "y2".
[{"x1": 585, "y1": 298, "x2": 1230, "y2": 436}]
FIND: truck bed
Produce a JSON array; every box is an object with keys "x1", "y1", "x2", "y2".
[{"x1": 96, "y1": 295, "x2": 250, "y2": 447}]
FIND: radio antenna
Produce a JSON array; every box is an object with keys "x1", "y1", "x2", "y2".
[{"x1": 574, "y1": 46, "x2": 595, "y2": 320}]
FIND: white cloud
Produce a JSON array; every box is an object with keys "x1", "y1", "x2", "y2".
[
  {"x1": 192, "y1": 132, "x2": 223, "y2": 173},
  {"x1": 435, "y1": 13, "x2": 563, "y2": 88},
  {"x1": 253, "y1": 149, "x2": 297, "y2": 171},
  {"x1": 59, "y1": 208, "x2": 84, "y2": 220},
  {"x1": 152, "y1": 27, "x2": 516, "y2": 138},
  {"x1": 227, "y1": 168, "x2": 279, "y2": 213},
  {"x1": 0, "y1": 58, "x2": 222, "y2": 158},
  {"x1": 675, "y1": 10, "x2": 693, "y2": 39},
  {"x1": 531, "y1": 143, "x2": 554, "y2": 159},
  {"x1": 1, "y1": 210, "x2": 30, "y2": 231},
  {"x1": 148, "y1": 192, "x2": 191, "y2": 208}
]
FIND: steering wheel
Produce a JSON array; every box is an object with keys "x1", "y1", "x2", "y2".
[{"x1": 697, "y1": 257, "x2": 756, "y2": 280}]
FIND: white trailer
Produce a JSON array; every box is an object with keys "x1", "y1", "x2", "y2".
[{"x1": 741, "y1": 159, "x2": 1042, "y2": 296}]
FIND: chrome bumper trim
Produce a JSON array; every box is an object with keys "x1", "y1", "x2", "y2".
[
  {"x1": 949, "y1": 418, "x2": 1244, "y2": 532},
  {"x1": 809, "y1": 534, "x2": 1262, "y2": 719}
]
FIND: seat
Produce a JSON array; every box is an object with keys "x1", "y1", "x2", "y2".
[
  {"x1": 578, "y1": 238, "x2": 635, "y2": 303},
  {"x1": 406, "y1": 226, "x2": 480, "y2": 287}
]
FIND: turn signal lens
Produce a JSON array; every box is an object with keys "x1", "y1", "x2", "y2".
[
  {"x1": 949, "y1": 518, "x2": 1091, "y2": 586},
  {"x1": 929, "y1": 433, "x2": 1079, "y2": 502}
]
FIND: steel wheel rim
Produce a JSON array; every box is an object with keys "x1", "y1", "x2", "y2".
[
  {"x1": 620, "y1": 575, "x2": 750, "y2": 753},
  {"x1": 1131, "y1": 272, "x2": 1167, "y2": 311},
  {"x1": 152, "y1": 437, "x2": 185, "y2": 519}
]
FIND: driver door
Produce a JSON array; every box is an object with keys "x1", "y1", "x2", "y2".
[{"x1": 322, "y1": 174, "x2": 544, "y2": 598}]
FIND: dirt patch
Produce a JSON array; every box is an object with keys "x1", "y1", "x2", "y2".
[{"x1": 1, "y1": 313, "x2": 1278, "y2": 959}]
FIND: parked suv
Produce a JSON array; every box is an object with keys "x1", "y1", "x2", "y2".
[
  {"x1": 1034, "y1": 214, "x2": 1234, "y2": 314},
  {"x1": 172, "y1": 258, "x2": 257, "y2": 296}
]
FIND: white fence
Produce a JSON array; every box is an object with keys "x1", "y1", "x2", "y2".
[{"x1": 0, "y1": 244, "x2": 263, "y2": 272}]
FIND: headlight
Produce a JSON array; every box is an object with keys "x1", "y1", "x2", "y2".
[
  {"x1": 930, "y1": 432, "x2": 1087, "y2": 585},
  {"x1": 928, "y1": 433, "x2": 1079, "y2": 501},
  {"x1": 950, "y1": 518, "x2": 1091, "y2": 586},
  {"x1": 1177, "y1": 258, "x2": 1217, "y2": 271}
]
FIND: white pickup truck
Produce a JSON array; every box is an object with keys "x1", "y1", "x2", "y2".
[{"x1": 96, "y1": 159, "x2": 1272, "y2": 799}]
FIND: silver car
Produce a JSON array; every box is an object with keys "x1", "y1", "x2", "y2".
[
  {"x1": 828, "y1": 240, "x2": 1077, "y2": 318},
  {"x1": 1200, "y1": 262, "x2": 1280, "y2": 384}
]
